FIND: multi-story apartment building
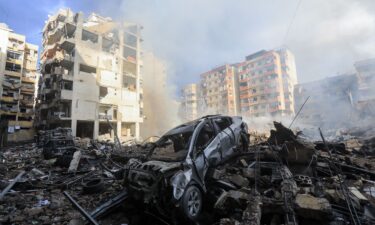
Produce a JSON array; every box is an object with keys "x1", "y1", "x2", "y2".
[
  {"x1": 0, "y1": 23, "x2": 38, "y2": 143},
  {"x1": 237, "y1": 48, "x2": 297, "y2": 117},
  {"x1": 36, "y1": 9, "x2": 143, "y2": 140},
  {"x1": 180, "y1": 83, "x2": 199, "y2": 121},
  {"x1": 200, "y1": 65, "x2": 239, "y2": 116}
]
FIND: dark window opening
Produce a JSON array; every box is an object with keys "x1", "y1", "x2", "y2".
[
  {"x1": 82, "y1": 29, "x2": 98, "y2": 43},
  {"x1": 62, "y1": 80, "x2": 73, "y2": 90},
  {"x1": 79, "y1": 64, "x2": 96, "y2": 74},
  {"x1": 5, "y1": 62, "x2": 21, "y2": 72},
  {"x1": 99, "y1": 86, "x2": 108, "y2": 98},
  {"x1": 76, "y1": 120, "x2": 94, "y2": 138},
  {"x1": 124, "y1": 32, "x2": 137, "y2": 47},
  {"x1": 213, "y1": 117, "x2": 232, "y2": 132}
]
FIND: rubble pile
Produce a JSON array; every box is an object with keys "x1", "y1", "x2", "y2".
[{"x1": 0, "y1": 122, "x2": 375, "y2": 225}]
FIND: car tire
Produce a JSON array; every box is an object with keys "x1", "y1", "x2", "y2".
[
  {"x1": 82, "y1": 178, "x2": 105, "y2": 194},
  {"x1": 181, "y1": 185, "x2": 203, "y2": 221}
]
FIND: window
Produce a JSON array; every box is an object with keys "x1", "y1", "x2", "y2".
[
  {"x1": 99, "y1": 86, "x2": 108, "y2": 98},
  {"x1": 123, "y1": 46, "x2": 137, "y2": 63},
  {"x1": 7, "y1": 51, "x2": 22, "y2": 60},
  {"x1": 82, "y1": 29, "x2": 98, "y2": 43},
  {"x1": 62, "y1": 80, "x2": 73, "y2": 90},
  {"x1": 122, "y1": 74, "x2": 136, "y2": 91},
  {"x1": 213, "y1": 117, "x2": 232, "y2": 132},
  {"x1": 124, "y1": 32, "x2": 137, "y2": 47},
  {"x1": 195, "y1": 122, "x2": 215, "y2": 153}
]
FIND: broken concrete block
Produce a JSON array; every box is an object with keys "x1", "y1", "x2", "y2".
[
  {"x1": 295, "y1": 194, "x2": 332, "y2": 219},
  {"x1": 68, "y1": 151, "x2": 81, "y2": 172},
  {"x1": 349, "y1": 187, "x2": 368, "y2": 204},
  {"x1": 242, "y1": 168, "x2": 255, "y2": 179},
  {"x1": 229, "y1": 174, "x2": 249, "y2": 187}
]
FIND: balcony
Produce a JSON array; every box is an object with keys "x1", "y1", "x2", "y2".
[
  {"x1": 4, "y1": 70, "x2": 22, "y2": 78},
  {"x1": 6, "y1": 58, "x2": 23, "y2": 65},
  {"x1": 20, "y1": 99, "x2": 34, "y2": 107},
  {"x1": 7, "y1": 43, "x2": 24, "y2": 51},
  {"x1": 0, "y1": 96, "x2": 17, "y2": 103},
  {"x1": 18, "y1": 120, "x2": 33, "y2": 128},
  {"x1": 21, "y1": 76, "x2": 36, "y2": 83},
  {"x1": 59, "y1": 37, "x2": 75, "y2": 52},
  {"x1": 60, "y1": 54, "x2": 74, "y2": 68},
  {"x1": 21, "y1": 86, "x2": 35, "y2": 94}
]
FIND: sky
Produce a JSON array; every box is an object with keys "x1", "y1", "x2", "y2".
[{"x1": 1, "y1": 0, "x2": 375, "y2": 91}]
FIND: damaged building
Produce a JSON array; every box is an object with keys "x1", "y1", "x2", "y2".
[
  {"x1": 294, "y1": 58, "x2": 375, "y2": 130},
  {"x1": 0, "y1": 23, "x2": 39, "y2": 145},
  {"x1": 36, "y1": 9, "x2": 143, "y2": 141}
]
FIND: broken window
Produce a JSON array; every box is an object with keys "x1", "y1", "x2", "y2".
[
  {"x1": 99, "y1": 86, "x2": 108, "y2": 98},
  {"x1": 5, "y1": 62, "x2": 21, "y2": 72},
  {"x1": 81, "y1": 29, "x2": 98, "y2": 43},
  {"x1": 62, "y1": 80, "x2": 73, "y2": 90},
  {"x1": 124, "y1": 32, "x2": 137, "y2": 48},
  {"x1": 195, "y1": 122, "x2": 215, "y2": 153},
  {"x1": 122, "y1": 75, "x2": 136, "y2": 91},
  {"x1": 123, "y1": 46, "x2": 137, "y2": 63},
  {"x1": 213, "y1": 117, "x2": 232, "y2": 132},
  {"x1": 7, "y1": 51, "x2": 22, "y2": 60},
  {"x1": 79, "y1": 64, "x2": 96, "y2": 74}
]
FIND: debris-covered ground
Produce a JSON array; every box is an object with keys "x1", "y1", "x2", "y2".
[{"x1": 1, "y1": 119, "x2": 375, "y2": 225}]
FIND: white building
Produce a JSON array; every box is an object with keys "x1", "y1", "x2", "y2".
[{"x1": 37, "y1": 9, "x2": 143, "y2": 140}]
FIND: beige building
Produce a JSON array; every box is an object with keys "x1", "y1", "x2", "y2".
[
  {"x1": 180, "y1": 83, "x2": 199, "y2": 121},
  {"x1": 200, "y1": 65, "x2": 239, "y2": 116},
  {"x1": 36, "y1": 9, "x2": 143, "y2": 140},
  {"x1": 238, "y1": 48, "x2": 297, "y2": 117},
  {"x1": 0, "y1": 23, "x2": 39, "y2": 143}
]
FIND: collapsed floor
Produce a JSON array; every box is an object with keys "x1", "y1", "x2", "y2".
[{"x1": 0, "y1": 123, "x2": 375, "y2": 225}]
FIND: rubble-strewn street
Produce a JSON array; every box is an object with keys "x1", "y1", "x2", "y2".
[{"x1": 1, "y1": 119, "x2": 375, "y2": 225}]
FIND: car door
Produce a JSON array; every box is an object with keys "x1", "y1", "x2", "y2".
[
  {"x1": 212, "y1": 117, "x2": 236, "y2": 162},
  {"x1": 191, "y1": 119, "x2": 220, "y2": 183}
]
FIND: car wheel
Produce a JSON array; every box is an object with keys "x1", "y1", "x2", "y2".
[{"x1": 181, "y1": 185, "x2": 202, "y2": 221}]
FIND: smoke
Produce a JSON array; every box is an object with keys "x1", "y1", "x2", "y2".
[
  {"x1": 140, "y1": 53, "x2": 181, "y2": 139},
  {"x1": 38, "y1": 0, "x2": 375, "y2": 135}
]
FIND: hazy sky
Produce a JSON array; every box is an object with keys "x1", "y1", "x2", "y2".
[{"x1": 1, "y1": 0, "x2": 374, "y2": 90}]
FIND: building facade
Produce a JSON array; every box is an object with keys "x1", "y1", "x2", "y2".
[
  {"x1": 237, "y1": 48, "x2": 297, "y2": 118},
  {"x1": 199, "y1": 64, "x2": 239, "y2": 116},
  {"x1": 180, "y1": 83, "x2": 199, "y2": 121},
  {"x1": 36, "y1": 9, "x2": 143, "y2": 140},
  {"x1": 0, "y1": 23, "x2": 39, "y2": 143}
]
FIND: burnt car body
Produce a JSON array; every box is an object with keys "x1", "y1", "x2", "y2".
[{"x1": 124, "y1": 115, "x2": 249, "y2": 221}]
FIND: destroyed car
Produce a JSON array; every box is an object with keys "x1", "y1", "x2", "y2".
[{"x1": 124, "y1": 115, "x2": 249, "y2": 221}]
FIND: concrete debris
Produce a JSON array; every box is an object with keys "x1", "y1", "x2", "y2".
[
  {"x1": 1, "y1": 120, "x2": 375, "y2": 225},
  {"x1": 295, "y1": 194, "x2": 332, "y2": 219}
]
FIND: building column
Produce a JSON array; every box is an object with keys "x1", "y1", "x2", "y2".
[
  {"x1": 117, "y1": 121, "x2": 121, "y2": 140},
  {"x1": 71, "y1": 119, "x2": 77, "y2": 136},
  {"x1": 93, "y1": 120, "x2": 99, "y2": 139},
  {"x1": 135, "y1": 122, "x2": 140, "y2": 140}
]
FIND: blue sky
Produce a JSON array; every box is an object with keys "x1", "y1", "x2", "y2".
[{"x1": 1, "y1": 0, "x2": 375, "y2": 91}]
